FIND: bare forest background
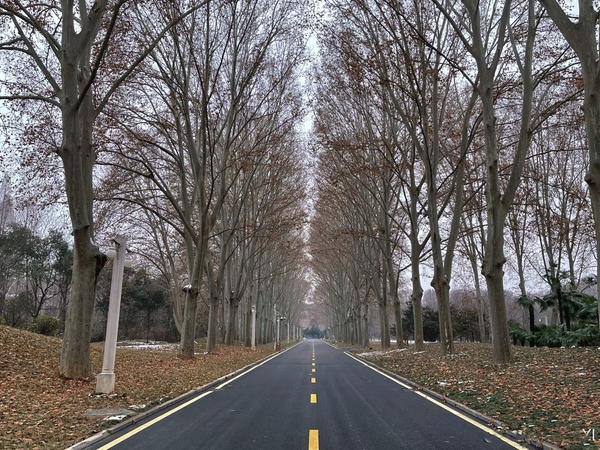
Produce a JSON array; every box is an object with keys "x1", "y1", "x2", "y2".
[{"x1": 0, "y1": 0, "x2": 599, "y2": 379}]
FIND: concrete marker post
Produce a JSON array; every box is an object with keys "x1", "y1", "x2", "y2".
[
  {"x1": 273, "y1": 305, "x2": 277, "y2": 350},
  {"x1": 251, "y1": 305, "x2": 256, "y2": 350},
  {"x1": 276, "y1": 314, "x2": 281, "y2": 350},
  {"x1": 96, "y1": 235, "x2": 128, "y2": 394}
]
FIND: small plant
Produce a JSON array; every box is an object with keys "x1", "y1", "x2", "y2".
[{"x1": 30, "y1": 315, "x2": 59, "y2": 336}]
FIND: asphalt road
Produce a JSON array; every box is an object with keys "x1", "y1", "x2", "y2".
[{"x1": 90, "y1": 339, "x2": 525, "y2": 450}]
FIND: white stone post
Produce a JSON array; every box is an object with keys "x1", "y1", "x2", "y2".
[
  {"x1": 276, "y1": 315, "x2": 282, "y2": 350},
  {"x1": 96, "y1": 236, "x2": 128, "y2": 394},
  {"x1": 251, "y1": 305, "x2": 256, "y2": 350},
  {"x1": 287, "y1": 322, "x2": 290, "y2": 342},
  {"x1": 273, "y1": 305, "x2": 277, "y2": 350}
]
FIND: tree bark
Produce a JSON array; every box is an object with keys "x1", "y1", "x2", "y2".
[
  {"x1": 59, "y1": 34, "x2": 107, "y2": 377},
  {"x1": 362, "y1": 301, "x2": 369, "y2": 347},
  {"x1": 206, "y1": 292, "x2": 219, "y2": 353},
  {"x1": 59, "y1": 228, "x2": 106, "y2": 378},
  {"x1": 225, "y1": 294, "x2": 240, "y2": 345}
]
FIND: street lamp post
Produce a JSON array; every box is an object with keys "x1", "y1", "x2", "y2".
[
  {"x1": 251, "y1": 305, "x2": 256, "y2": 350},
  {"x1": 96, "y1": 235, "x2": 129, "y2": 394},
  {"x1": 273, "y1": 305, "x2": 277, "y2": 350},
  {"x1": 276, "y1": 315, "x2": 281, "y2": 350}
]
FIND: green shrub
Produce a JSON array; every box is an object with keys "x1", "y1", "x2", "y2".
[
  {"x1": 515, "y1": 324, "x2": 600, "y2": 347},
  {"x1": 532, "y1": 325, "x2": 563, "y2": 347},
  {"x1": 31, "y1": 315, "x2": 59, "y2": 336},
  {"x1": 562, "y1": 325, "x2": 600, "y2": 347},
  {"x1": 509, "y1": 325, "x2": 532, "y2": 346}
]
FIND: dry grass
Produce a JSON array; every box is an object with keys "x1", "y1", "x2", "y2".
[
  {"x1": 0, "y1": 325, "x2": 275, "y2": 449},
  {"x1": 360, "y1": 342, "x2": 600, "y2": 450}
]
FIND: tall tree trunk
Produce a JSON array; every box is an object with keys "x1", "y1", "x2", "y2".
[
  {"x1": 483, "y1": 208, "x2": 512, "y2": 361},
  {"x1": 428, "y1": 192, "x2": 454, "y2": 353},
  {"x1": 362, "y1": 302, "x2": 369, "y2": 347},
  {"x1": 206, "y1": 292, "x2": 219, "y2": 353},
  {"x1": 583, "y1": 80, "x2": 600, "y2": 328},
  {"x1": 471, "y1": 256, "x2": 487, "y2": 342},
  {"x1": 170, "y1": 286, "x2": 184, "y2": 336},
  {"x1": 180, "y1": 284, "x2": 199, "y2": 358},
  {"x1": 433, "y1": 277, "x2": 454, "y2": 354},
  {"x1": 409, "y1": 189, "x2": 425, "y2": 350},
  {"x1": 225, "y1": 295, "x2": 239, "y2": 345},
  {"x1": 479, "y1": 64, "x2": 512, "y2": 364},
  {"x1": 59, "y1": 57, "x2": 107, "y2": 377},
  {"x1": 378, "y1": 283, "x2": 390, "y2": 348},
  {"x1": 60, "y1": 228, "x2": 106, "y2": 378},
  {"x1": 385, "y1": 250, "x2": 403, "y2": 347}
]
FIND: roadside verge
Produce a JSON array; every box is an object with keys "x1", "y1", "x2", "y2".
[{"x1": 345, "y1": 349, "x2": 562, "y2": 450}]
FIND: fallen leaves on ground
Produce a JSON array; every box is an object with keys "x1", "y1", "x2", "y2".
[
  {"x1": 0, "y1": 325, "x2": 275, "y2": 449},
  {"x1": 360, "y1": 342, "x2": 600, "y2": 450}
]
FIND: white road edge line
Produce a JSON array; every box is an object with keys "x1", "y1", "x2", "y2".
[
  {"x1": 344, "y1": 351, "x2": 413, "y2": 390},
  {"x1": 97, "y1": 340, "x2": 304, "y2": 449},
  {"x1": 97, "y1": 390, "x2": 214, "y2": 450},
  {"x1": 320, "y1": 339, "x2": 337, "y2": 349},
  {"x1": 215, "y1": 341, "x2": 301, "y2": 389},
  {"x1": 343, "y1": 351, "x2": 528, "y2": 450}
]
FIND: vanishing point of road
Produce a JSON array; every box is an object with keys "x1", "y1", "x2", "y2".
[{"x1": 89, "y1": 339, "x2": 527, "y2": 450}]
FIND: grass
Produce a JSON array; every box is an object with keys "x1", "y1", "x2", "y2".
[
  {"x1": 357, "y1": 342, "x2": 600, "y2": 449},
  {"x1": 0, "y1": 325, "x2": 276, "y2": 449}
]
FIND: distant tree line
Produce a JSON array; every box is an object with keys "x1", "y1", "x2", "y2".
[
  {"x1": 0, "y1": 225, "x2": 71, "y2": 332},
  {"x1": 0, "y1": 223, "x2": 175, "y2": 342}
]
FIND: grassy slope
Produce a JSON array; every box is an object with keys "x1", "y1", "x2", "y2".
[{"x1": 0, "y1": 325, "x2": 274, "y2": 449}]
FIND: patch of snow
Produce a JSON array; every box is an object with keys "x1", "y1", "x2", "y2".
[
  {"x1": 117, "y1": 341, "x2": 179, "y2": 351},
  {"x1": 103, "y1": 415, "x2": 127, "y2": 422},
  {"x1": 358, "y1": 348, "x2": 406, "y2": 358},
  {"x1": 85, "y1": 407, "x2": 133, "y2": 417},
  {"x1": 128, "y1": 404, "x2": 146, "y2": 411}
]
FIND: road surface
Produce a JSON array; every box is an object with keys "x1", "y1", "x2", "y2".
[{"x1": 90, "y1": 339, "x2": 526, "y2": 450}]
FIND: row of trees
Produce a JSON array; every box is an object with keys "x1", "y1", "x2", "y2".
[
  {"x1": 311, "y1": 0, "x2": 599, "y2": 362},
  {"x1": 0, "y1": 0, "x2": 310, "y2": 378}
]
